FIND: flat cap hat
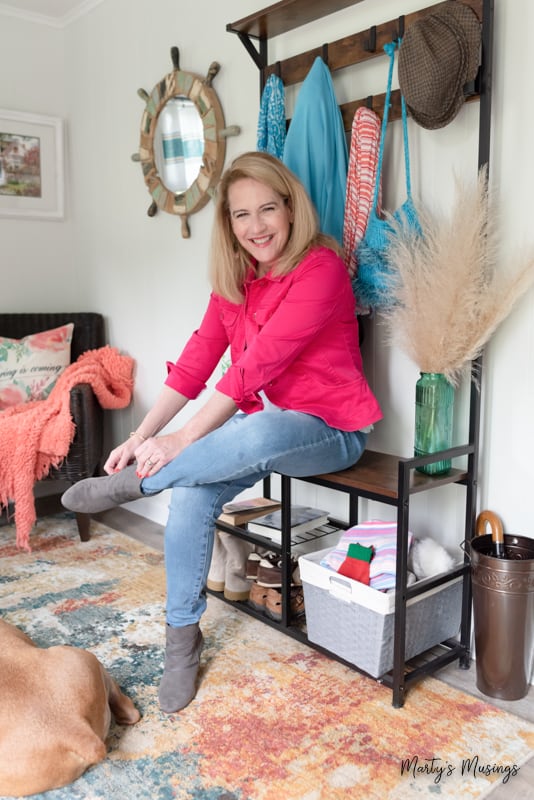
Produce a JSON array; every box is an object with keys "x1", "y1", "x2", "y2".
[{"x1": 398, "y1": 1, "x2": 481, "y2": 129}]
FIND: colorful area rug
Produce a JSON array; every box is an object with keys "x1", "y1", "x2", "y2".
[{"x1": 1, "y1": 516, "x2": 533, "y2": 800}]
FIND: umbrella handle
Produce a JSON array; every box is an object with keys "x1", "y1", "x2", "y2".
[{"x1": 476, "y1": 510, "x2": 505, "y2": 555}]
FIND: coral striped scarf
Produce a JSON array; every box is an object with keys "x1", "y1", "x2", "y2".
[{"x1": 342, "y1": 106, "x2": 381, "y2": 285}]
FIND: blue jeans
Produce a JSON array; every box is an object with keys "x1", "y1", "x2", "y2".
[{"x1": 142, "y1": 410, "x2": 367, "y2": 627}]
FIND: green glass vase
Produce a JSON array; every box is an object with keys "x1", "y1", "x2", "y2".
[{"x1": 414, "y1": 372, "x2": 454, "y2": 475}]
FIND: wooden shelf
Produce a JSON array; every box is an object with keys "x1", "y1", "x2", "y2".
[
  {"x1": 303, "y1": 449, "x2": 469, "y2": 501},
  {"x1": 259, "y1": 0, "x2": 482, "y2": 83},
  {"x1": 228, "y1": 0, "x2": 483, "y2": 129},
  {"x1": 227, "y1": 0, "x2": 362, "y2": 40}
]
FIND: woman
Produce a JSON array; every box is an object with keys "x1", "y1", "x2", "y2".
[{"x1": 62, "y1": 151, "x2": 382, "y2": 714}]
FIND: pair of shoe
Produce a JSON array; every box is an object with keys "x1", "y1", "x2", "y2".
[
  {"x1": 246, "y1": 552, "x2": 301, "y2": 588},
  {"x1": 248, "y1": 583, "x2": 305, "y2": 622},
  {"x1": 206, "y1": 530, "x2": 254, "y2": 602}
]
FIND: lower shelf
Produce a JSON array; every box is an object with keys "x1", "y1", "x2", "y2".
[{"x1": 206, "y1": 588, "x2": 470, "y2": 707}]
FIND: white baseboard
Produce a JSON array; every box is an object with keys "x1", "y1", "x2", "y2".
[{"x1": 123, "y1": 490, "x2": 171, "y2": 527}]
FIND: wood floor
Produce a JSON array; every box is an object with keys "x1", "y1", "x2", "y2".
[{"x1": 96, "y1": 508, "x2": 534, "y2": 800}]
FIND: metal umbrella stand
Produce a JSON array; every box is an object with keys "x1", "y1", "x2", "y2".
[{"x1": 470, "y1": 511, "x2": 534, "y2": 700}]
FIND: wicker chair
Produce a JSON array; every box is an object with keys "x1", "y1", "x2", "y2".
[{"x1": 0, "y1": 312, "x2": 106, "y2": 541}]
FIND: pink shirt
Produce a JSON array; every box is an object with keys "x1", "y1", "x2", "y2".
[{"x1": 165, "y1": 246, "x2": 382, "y2": 432}]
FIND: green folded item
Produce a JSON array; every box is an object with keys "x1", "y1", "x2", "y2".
[{"x1": 347, "y1": 542, "x2": 374, "y2": 562}]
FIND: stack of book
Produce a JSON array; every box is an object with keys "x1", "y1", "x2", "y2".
[
  {"x1": 216, "y1": 498, "x2": 340, "y2": 552},
  {"x1": 217, "y1": 497, "x2": 282, "y2": 527},
  {"x1": 246, "y1": 505, "x2": 330, "y2": 545}
]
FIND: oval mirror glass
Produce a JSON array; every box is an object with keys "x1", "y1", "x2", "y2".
[{"x1": 154, "y1": 95, "x2": 204, "y2": 194}]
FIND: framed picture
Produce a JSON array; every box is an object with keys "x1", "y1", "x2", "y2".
[{"x1": 0, "y1": 110, "x2": 64, "y2": 220}]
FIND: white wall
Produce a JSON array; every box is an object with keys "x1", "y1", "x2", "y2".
[
  {"x1": 0, "y1": 16, "x2": 76, "y2": 303},
  {"x1": 1, "y1": 0, "x2": 533, "y2": 544}
]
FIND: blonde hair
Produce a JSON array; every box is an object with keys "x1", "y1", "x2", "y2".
[{"x1": 209, "y1": 151, "x2": 340, "y2": 302}]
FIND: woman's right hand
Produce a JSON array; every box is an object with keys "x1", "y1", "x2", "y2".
[{"x1": 104, "y1": 439, "x2": 139, "y2": 474}]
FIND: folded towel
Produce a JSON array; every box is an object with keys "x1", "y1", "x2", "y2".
[
  {"x1": 321, "y1": 520, "x2": 414, "y2": 591},
  {"x1": 0, "y1": 346, "x2": 134, "y2": 550}
]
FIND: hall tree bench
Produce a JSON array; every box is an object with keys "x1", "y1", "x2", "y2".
[
  {"x1": 208, "y1": 0, "x2": 494, "y2": 708},
  {"x1": 215, "y1": 445, "x2": 476, "y2": 708}
]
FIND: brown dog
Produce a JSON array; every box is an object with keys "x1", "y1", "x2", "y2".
[{"x1": 0, "y1": 619, "x2": 141, "y2": 797}]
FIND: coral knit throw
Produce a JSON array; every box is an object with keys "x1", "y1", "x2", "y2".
[{"x1": 0, "y1": 346, "x2": 134, "y2": 551}]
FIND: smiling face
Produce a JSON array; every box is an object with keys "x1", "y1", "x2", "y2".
[{"x1": 228, "y1": 178, "x2": 294, "y2": 274}]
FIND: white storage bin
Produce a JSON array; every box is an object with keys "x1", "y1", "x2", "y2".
[{"x1": 299, "y1": 547, "x2": 462, "y2": 678}]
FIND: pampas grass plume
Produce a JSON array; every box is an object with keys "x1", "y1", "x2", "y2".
[{"x1": 380, "y1": 167, "x2": 534, "y2": 385}]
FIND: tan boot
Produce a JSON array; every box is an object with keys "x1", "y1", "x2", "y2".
[
  {"x1": 219, "y1": 531, "x2": 254, "y2": 601},
  {"x1": 206, "y1": 530, "x2": 226, "y2": 593}
]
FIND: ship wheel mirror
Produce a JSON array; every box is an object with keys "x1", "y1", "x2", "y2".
[{"x1": 132, "y1": 46, "x2": 240, "y2": 238}]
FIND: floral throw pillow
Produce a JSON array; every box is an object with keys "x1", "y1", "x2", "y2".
[{"x1": 0, "y1": 323, "x2": 74, "y2": 410}]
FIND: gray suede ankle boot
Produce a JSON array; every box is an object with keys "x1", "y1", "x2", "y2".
[
  {"x1": 61, "y1": 465, "x2": 144, "y2": 513},
  {"x1": 158, "y1": 623, "x2": 204, "y2": 713}
]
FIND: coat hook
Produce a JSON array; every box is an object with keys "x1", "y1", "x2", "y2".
[
  {"x1": 275, "y1": 60, "x2": 282, "y2": 78},
  {"x1": 220, "y1": 125, "x2": 242, "y2": 138},
  {"x1": 464, "y1": 79, "x2": 477, "y2": 97},
  {"x1": 205, "y1": 61, "x2": 221, "y2": 87},
  {"x1": 397, "y1": 15, "x2": 405, "y2": 40},
  {"x1": 364, "y1": 25, "x2": 377, "y2": 53},
  {"x1": 170, "y1": 46, "x2": 180, "y2": 71},
  {"x1": 366, "y1": 95, "x2": 373, "y2": 110},
  {"x1": 322, "y1": 43, "x2": 329, "y2": 66}
]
